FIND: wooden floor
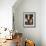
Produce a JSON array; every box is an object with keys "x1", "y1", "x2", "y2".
[{"x1": 0, "y1": 39, "x2": 16, "y2": 46}]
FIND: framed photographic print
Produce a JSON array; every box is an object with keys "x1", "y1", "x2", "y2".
[{"x1": 23, "y1": 12, "x2": 36, "y2": 28}]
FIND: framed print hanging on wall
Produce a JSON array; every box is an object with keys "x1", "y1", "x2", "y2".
[{"x1": 23, "y1": 12, "x2": 36, "y2": 28}]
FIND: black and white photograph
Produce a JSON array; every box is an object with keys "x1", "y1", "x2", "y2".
[{"x1": 23, "y1": 12, "x2": 36, "y2": 28}]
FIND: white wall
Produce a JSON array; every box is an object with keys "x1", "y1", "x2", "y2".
[
  {"x1": 0, "y1": 0, "x2": 16, "y2": 29},
  {"x1": 13, "y1": 0, "x2": 41, "y2": 46},
  {"x1": 41, "y1": 0, "x2": 46, "y2": 46}
]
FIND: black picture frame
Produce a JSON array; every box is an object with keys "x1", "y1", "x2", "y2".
[{"x1": 23, "y1": 12, "x2": 36, "y2": 28}]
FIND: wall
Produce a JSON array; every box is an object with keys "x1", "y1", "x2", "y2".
[
  {"x1": 0, "y1": 0, "x2": 17, "y2": 38},
  {"x1": 13, "y1": 0, "x2": 41, "y2": 46},
  {"x1": 41, "y1": 0, "x2": 46, "y2": 46},
  {"x1": 0, "y1": 0, "x2": 16, "y2": 30}
]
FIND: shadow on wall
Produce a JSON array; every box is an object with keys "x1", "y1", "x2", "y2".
[{"x1": 12, "y1": 0, "x2": 41, "y2": 46}]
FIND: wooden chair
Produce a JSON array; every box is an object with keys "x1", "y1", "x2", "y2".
[
  {"x1": 25, "y1": 40, "x2": 35, "y2": 46},
  {"x1": 14, "y1": 33, "x2": 23, "y2": 46}
]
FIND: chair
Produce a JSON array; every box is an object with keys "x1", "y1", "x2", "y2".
[
  {"x1": 13, "y1": 33, "x2": 23, "y2": 46},
  {"x1": 25, "y1": 40, "x2": 35, "y2": 46}
]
